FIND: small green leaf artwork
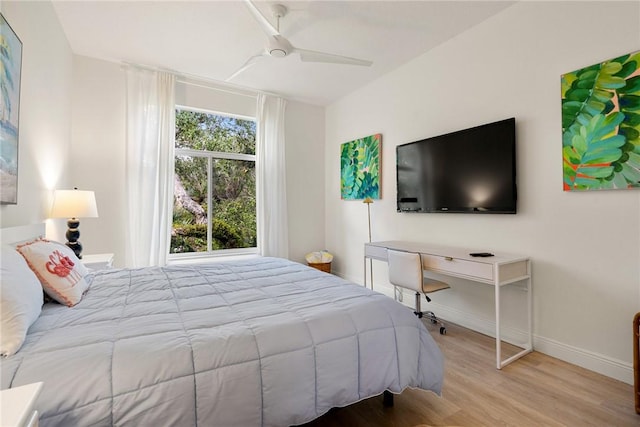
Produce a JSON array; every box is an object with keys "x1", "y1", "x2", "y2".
[
  {"x1": 340, "y1": 134, "x2": 381, "y2": 200},
  {"x1": 561, "y1": 50, "x2": 640, "y2": 191}
]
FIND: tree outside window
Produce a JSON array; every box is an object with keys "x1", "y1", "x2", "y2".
[{"x1": 171, "y1": 108, "x2": 256, "y2": 255}]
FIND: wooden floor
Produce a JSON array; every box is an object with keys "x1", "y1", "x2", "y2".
[{"x1": 304, "y1": 321, "x2": 639, "y2": 427}]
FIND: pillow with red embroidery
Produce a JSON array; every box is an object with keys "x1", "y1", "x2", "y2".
[{"x1": 16, "y1": 239, "x2": 90, "y2": 307}]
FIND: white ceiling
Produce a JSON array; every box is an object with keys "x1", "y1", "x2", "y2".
[{"x1": 52, "y1": 0, "x2": 514, "y2": 106}]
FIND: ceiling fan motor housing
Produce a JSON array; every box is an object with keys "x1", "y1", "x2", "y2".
[{"x1": 268, "y1": 35, "x2": 292, "y2": 58}]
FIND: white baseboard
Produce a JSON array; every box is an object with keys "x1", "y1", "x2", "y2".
[
  {"x1": 334, "y1": 276, "x2": 634, "y2": 386},
  {"x1": 533, "y1": 335, "x2": 632, "y2": 385}
]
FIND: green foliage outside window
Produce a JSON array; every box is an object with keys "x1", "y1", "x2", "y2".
[
  {"x1": 175, "y1": 110, "x2": 255, "y2": 154},
  {"x1": 171, "y1": 110, "x2": 257, "y2": 254}
]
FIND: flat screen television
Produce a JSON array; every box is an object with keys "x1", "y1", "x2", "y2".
[{"x1": 396, "y1": 118, "x2": 516, "y2": 214}]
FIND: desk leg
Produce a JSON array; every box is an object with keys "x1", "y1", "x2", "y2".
[
  {"x1": 364, "y1": 256, "x2": 374, "y2": 290},
  {"x1": 363, "y1": 256, "x2": 368, "y2": 288},
  {"x1": 496, "y1": 260, "x2": 534, "y2": 369},
  {"x1": 527, "y1": 260, "x2": 533, "y2": 351},
  {"x1": 495, "y1": 278, "x2": 501, "y2": 370},
  {"x1": 370, "y1": 258, "x2": 374, "y2": 290}
]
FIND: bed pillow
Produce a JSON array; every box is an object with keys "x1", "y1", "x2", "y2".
[
  {"x1": 17, "y1": 239, "x2": 90, "y2": 307},
  {"x1": 0, "y1": 245, "x2": 44, "y2": 356}
]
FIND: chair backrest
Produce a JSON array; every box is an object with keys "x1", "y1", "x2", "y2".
[{"x1": 387, "y1": 249, "x2": 422, "y2": 292}]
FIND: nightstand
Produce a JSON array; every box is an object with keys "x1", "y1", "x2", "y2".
[
  {"x1": 81, "y1": 253, "x2": 114, "y2": 271},
  {"x1": 0, "y1": 382, "x2": 43, "y2": 427}
]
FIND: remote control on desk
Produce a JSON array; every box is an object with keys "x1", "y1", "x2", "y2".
[{"x1": 469, "y1": 252, "x2": 494, "y2": 257}]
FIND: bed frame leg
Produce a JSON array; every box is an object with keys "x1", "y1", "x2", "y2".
[{"x1": 383, "y1": 390, "x2": 394, "y2": 407}]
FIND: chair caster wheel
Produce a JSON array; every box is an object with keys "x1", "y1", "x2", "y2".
[
  {"x1": 416, "y1": 312, "x2": 423, "y2": 318},
  {"x1": 440, "y1": 327, "x2": 446, "y2": 335}
]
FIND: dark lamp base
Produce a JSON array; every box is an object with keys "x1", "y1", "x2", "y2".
[
  {"x1": 66, "y1": 218, "x2": 84, "y2": 259},
  {"x1": 66, "y1": 241, "x2": 83, "y2": 259}
]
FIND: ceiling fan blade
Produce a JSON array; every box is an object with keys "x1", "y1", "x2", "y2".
[
  {"x1": 295, "y1": 48, "x2": 372, "y2": 67},
  {"x1": 226, "y1": 53, "x2": 266, "y2": 81},
  {"x1": 243, "y1": 0, "x2": 279, "y2": 37}
]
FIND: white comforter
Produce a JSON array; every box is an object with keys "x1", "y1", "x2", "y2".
[{"x1": 1, "y1": 257, "x2": 443, "y2": 426}]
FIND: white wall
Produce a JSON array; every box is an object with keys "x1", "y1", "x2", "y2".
[
  {"x1": 326, "y1": 1, "x2": 640, "y2": 383},
  {"x1": 285, "y1": 100, "x2": 325, "y2": 263},
  {"x1": 70, "y1": 56, "x2": 126, "y2": 260},
  {"x1": 0, "y1": 1, "x2": 73, "y2": 238},
  {"x1": 70, "y1": 56, "x2": 325, "y2": 266}
]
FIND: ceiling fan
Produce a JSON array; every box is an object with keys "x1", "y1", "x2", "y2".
[{"x1": 227, "y1": 0, "x2": 373, "y2": 81}]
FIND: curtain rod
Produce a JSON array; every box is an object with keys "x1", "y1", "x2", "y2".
[
  {"x1": 177, "y1": 76, "x2": 257, "y2": 99},
  {"x1": 121, "y1": 62, "x2": 282, "y2": 100}
]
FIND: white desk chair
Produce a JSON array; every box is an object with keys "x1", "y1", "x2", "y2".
[{"x1": 387, "y1": 249, "x2": 450, "y2": 335}]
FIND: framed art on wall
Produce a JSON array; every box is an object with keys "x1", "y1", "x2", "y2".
[
  {"x1": 0, "y1": 13, "x2": 23, "y2": 204},
  {"x1": 561, "y1": 50, "x2": 640, "y2": 191},
  {"x1": 340, "y1": 133, "x2": 381, "y2": 200}
]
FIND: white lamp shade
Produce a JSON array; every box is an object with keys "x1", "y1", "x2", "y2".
[{"x1": 50, "y1": 190, "x2": 99, "y2": 219}]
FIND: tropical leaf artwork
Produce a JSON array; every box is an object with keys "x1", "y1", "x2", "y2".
[
  {"x1": 561, "y1": 50, "x2": 640, "y2": 191},
  {"x1": 340, "y1": 134, "x2": 381, "y2": 200}
]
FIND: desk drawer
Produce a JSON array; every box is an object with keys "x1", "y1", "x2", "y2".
[
  {"x1": 365, "y1": 245, "x2": 388, "y2": 261},
  {"x1": 422, "y1": 254, "x2": 493, "y2": 281}
]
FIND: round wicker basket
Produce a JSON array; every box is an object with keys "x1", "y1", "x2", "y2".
[{"x1": 308, "y1": 262, "x2": 331, "y2": 273}]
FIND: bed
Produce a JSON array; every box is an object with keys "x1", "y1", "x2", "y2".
[{"x1": 0, "y1": 224, "x2": 444, "y2": 426}]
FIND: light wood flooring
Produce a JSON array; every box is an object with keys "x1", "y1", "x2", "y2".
[{"x1": 304, "y1": 321, "x2": 639, "y2": 427}]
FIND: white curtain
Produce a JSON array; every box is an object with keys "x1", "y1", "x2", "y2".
[
  {"x1": 256, "y1": 94, "x2": 289, "y2": 258},
  {"x1": 125, "y1": 67, "x2": 176, "y2": 267}
]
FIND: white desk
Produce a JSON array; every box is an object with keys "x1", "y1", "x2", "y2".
[{"x1": 364, "y1": 240, "x2": 532, "y2": 369}]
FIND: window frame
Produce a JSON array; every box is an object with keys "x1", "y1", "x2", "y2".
[{"x1": 169, "y1": 106, "x2": 258, "y2": 261}]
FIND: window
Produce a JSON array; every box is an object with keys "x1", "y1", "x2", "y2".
[{"x1": 170, "y1": 108, "x2": 257, "y2": 256}]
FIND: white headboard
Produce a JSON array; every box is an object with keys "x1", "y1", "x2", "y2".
[{"x1": 0, "y1": 223, "x2": 46, "y2": 245}]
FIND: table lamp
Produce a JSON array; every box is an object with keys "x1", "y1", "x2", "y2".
[{"x1": 50, "y1": 188, "x2": 98, "y2": 259}]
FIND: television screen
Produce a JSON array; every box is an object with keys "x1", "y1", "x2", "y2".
[{"x1": 396, "y1": 118, "x2": 516, "y2": 214}]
